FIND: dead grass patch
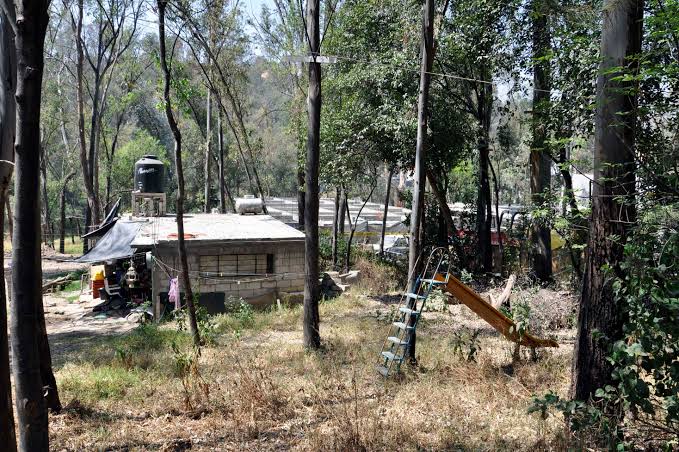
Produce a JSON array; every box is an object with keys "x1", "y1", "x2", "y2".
[{"x1": 51, "y1": 288, "x2": 574, "y2": 450}]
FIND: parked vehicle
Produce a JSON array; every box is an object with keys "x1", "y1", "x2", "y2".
[{"x1": 373, "y1": 235, "x2": 409, "y2": 260}]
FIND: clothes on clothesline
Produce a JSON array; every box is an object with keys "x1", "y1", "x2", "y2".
[{"x1": 168, "y1": 277, "x2": 180, "y2": 310}]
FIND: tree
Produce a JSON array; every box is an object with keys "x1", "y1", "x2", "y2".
[
  {"x1": 303, "y1": 0, "x2": 321, "y2": 350},
  {"x1": 529, "y1": 0, "x2": 552, "y2": 282},
  {"x1": 0, "y1": 9, "x2": 15, "y2": 451},
  {"x1": 59, "y1": 171, "x2": 76, "y2": 253},
  {"x1": 437, "y1": 0, "x2": 515, "y2": 273},
  {"x1": 255, "y1": 0, "x2": 307, "y2": 226},
  {"x1": 408, "y1": 0, "x2": 435, "y2": 284},
  {"x1": 571, "y1": 0, "x2": 643, "y2": 402},
  {"x1": 5, "y1": 0, "x2": 52, "y2": 447},
  {"x1": 157, "y1": 0, "x2": 200, "y2": 348},
  {"x1": 69, "y1": 0, "x2": 140, "y2": 249}
]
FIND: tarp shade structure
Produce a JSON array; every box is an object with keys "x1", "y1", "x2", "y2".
[
  {"x1": 82, "y1": 197, "x2": 122, "y2": 239},
  {"x1": 75, "y1": 220, "x2": 145, "y2": 263}
]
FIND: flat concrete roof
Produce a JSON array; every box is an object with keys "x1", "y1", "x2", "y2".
[{"x1": 131, "y1": 214, "x2": 305, "y2": 247}]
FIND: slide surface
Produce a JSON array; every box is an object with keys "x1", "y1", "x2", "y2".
[{"x1": 434, "y1": 274, "x2": 558, "y2": 348}]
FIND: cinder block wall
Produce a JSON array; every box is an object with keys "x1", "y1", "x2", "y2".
[{"x1": 153, "y1": 240, "x2": 305, "y2": 303}]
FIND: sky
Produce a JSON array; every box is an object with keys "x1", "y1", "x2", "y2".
[{"x1": 242, "y1": 0, "x2": 274, "y2": 54}]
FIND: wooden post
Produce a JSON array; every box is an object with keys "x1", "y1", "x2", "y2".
[
  {"x1": 303, "y1": 0, "x2": 322, "y2": 349},
  {"x1": 406, "y1": 0, "x2": 435, "y2": 363}
]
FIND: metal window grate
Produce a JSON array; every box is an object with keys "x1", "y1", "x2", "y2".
[{"x1": 199, "y1": 254, "x2": 274, "y2": 275}]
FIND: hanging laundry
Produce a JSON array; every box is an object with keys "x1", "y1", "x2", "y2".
[{"x1": 168, "y1": 277, "x2": 180, "y2": 310}]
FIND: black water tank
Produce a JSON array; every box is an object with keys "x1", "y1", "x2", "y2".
[{"x1": 134, "y1": 155, "x2": 165, "y2": 193}]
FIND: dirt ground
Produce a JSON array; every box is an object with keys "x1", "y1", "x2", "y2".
[
  {"x1": 44, "y1": 292, "x2": 139, "y2": 367},
  {"x1": 44, "y1": 274, "x2": 579, "y2": 451}
]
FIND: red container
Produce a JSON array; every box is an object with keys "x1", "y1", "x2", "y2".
[{"x1": 92, "y1": 279, "x2": 105, "y2": 299}]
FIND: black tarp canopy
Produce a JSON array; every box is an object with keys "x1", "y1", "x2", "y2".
[
  {"x1": 82, "y1": 198, "x2": 122, "y2": 239},
  {"x1": 75, "y1": 220, "x2": 145, "y2": 263}
]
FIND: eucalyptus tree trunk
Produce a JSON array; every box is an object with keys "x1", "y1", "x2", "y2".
[
  {"x1": 4, "y1": 190, "x2": 11, "y2": 242},
  {"x1": 571, "y1": 0, "x2": 642, "y2": 403},
  {"x1": 10, "y1": 0, "x2": 52, "y2": 447},
  {"x1": 345, "y1": 184, "x2": 377, "y2": 273},
  {"x1": 72, "y1": 0, "x2": 97, "y2": 252},
  {"x1": 0, "y1": 11, "x2": 15, "y2": 451},
  {"x1": 303, "y1": 0, "x2": 321, "y2": 350},
  {"x1": 39, "y1": 143, "x2": 51, "y2": 247},
  {"x1": 217, "y1": 108, "x2": 233, "y2": 213},
  {"x1": 59, "y1": 172, "x2": 76, "y2": 254},
  {"x1": 489, "y1": 160, "x2": 503, "y2": 273},
  {"x1": 331, "y1": 186, "x2": 340, "y2": 268},
  {"x1": 379, "y1": 167, "x2": 394, "y2": 256},
  {"x1": 337, "y1": 186, "x2": 345, "y2": 234},
  {"x1": 204, "y1": 90, "x2": 212, "y2": 213},
  {"x1": 426, "y1": 169, "x2": 465, "y2": 263},
  {"x1": 297, "y1": 167, "x2": 305, "y2": 228},
  {"x1": 530, "y1": 0, "x2": 553, "y2": 282},
  {"x1": 475, "y1": 121, "x2": 493, "y2": 273},
  {"x1": 157, "y1": 0, "x2": 200, "y2": 347},
  {"x1": 555, "y1": 141, "x2": 585, "y2": 280}
]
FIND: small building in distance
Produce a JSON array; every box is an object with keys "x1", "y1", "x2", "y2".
[
  {"x1": 75, "y1": 155, "x2": 305, "y2": 319},
  {"x1": 133, "y1": 213, "x2": 305, "y2": 316}
]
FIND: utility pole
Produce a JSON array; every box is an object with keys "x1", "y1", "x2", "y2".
[
  {"x1": 303, "y1": 0, "x2": 321, "y2": 349},
  {"x1": 406, "y1": 0, "x2": 435, "y2": 363}
]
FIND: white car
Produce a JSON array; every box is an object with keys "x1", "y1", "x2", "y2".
[{"x1": 373, "y1": 235, "x2": 409, "y2": 259}]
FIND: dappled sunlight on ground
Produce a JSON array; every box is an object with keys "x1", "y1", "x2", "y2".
[{"x1": 47, "y1": 282, "x2": 576, "y2": 450}]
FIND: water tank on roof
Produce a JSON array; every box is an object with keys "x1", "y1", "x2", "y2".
[
  {"x1": 134, "y1": 155, "x2": 165, "y2": 193},
  {"x1": 236, "y1": 195, "x2": 263, "y2": 215}
]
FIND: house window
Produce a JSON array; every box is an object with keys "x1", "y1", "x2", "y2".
[{"x1": 199, "y1": 254, "x2": 274, "y2": 275}]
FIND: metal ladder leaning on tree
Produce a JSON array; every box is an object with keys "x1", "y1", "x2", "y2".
[{"x1": 377, "y1": 247, "x2": 451, "y2": 377}]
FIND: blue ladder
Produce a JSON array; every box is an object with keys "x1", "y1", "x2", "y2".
[{"x1": 377, "y1": 247, "x2": 451, "y2": 377}]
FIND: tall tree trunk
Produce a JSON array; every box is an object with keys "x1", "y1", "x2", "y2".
[
  {"x1": 337, "y1": 186, "x2": 345, "y2": 234},
  {"x1": 157, "y1": 0, "x2": 200, "y2": 347},
  {"x1": 10, "y1": 0, "x2": 51, "y2": 447},
  {"x1": 59, "y1": 172, "x2": 75, "y2": 254},
  {"x1": 39, "y1": 143, "x2": 49, "y2": 246},
  {"x1": 554, "y1": 143, "x2": 585, "y2": 280},
  {"x1": 345, "y1": 184, "x2": 376, "y2": 273},
  {"x1": 407, "y1": 0, "x2": 435, "y2": 364},
  {"x1": 5, "y1": 190, "x2": 12, "y2": 241},
  {"x1": 0, "y1": 11, "x2": 16, "y2": 450},
  {"x1": 489, "y1": 159, "x2": 504, "y2": 273},
  {"x1": 303, "y1": 0, "x2": 321, "y2": 350},
  {"x1": 72, "y1": 0, "x2": 96, "y2": 253},
  {"x1": 426, "y1": 169, "x2": 465, "y2": 263},
  {"x1": 297, "y1": 165, "x2": 304, "y2": 228},
  {"x1": 90, "y1": 96, "x2": 100, "y2": 223},
  {"x1": 103, "y1": 116, "x2": 123, "y2": 210},
  {"x1": 204, "y1": 90, "x2": 212, "y2": 213},
  {"x1": 217, "y1": 108, "x2": 232, "y2": 213},
  {"x1": 476, "y1": 138, "x2": 493, "y2": 272},
  {"x1": 530, "y1": 0, "x2": 553, "y2": 282},
  {"x1": 331, "y1": 186, "x2": 340, "y2": 268},
  {"x1": 570, "y1": 0, "x2": 642, "y2": 402},
  {"x1": 379, "y1": 167, "x2": 394, "y2": 256}
]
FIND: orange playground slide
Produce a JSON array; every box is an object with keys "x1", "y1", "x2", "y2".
[{"x1": 434, "y1": 274, "x2": 559, "y2": 348}]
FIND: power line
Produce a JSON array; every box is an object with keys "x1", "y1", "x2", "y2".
[{"x1": 281, "y1": 52, "x2": 554, "y2": 94}]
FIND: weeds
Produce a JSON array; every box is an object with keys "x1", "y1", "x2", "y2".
[
  {"x1": 450, "y1": 327, "x2": 482, "y2": 362},
  {"x1": 52, "y1": 285, "x2": 576, "y2": 450},
  {"x1": 171, "y1": 340, "x2": 209, "y2": 412}
]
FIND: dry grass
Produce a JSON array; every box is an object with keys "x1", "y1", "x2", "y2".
[{"x1": 49, "y1": 286, "x2": 574, "y2": 451}]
